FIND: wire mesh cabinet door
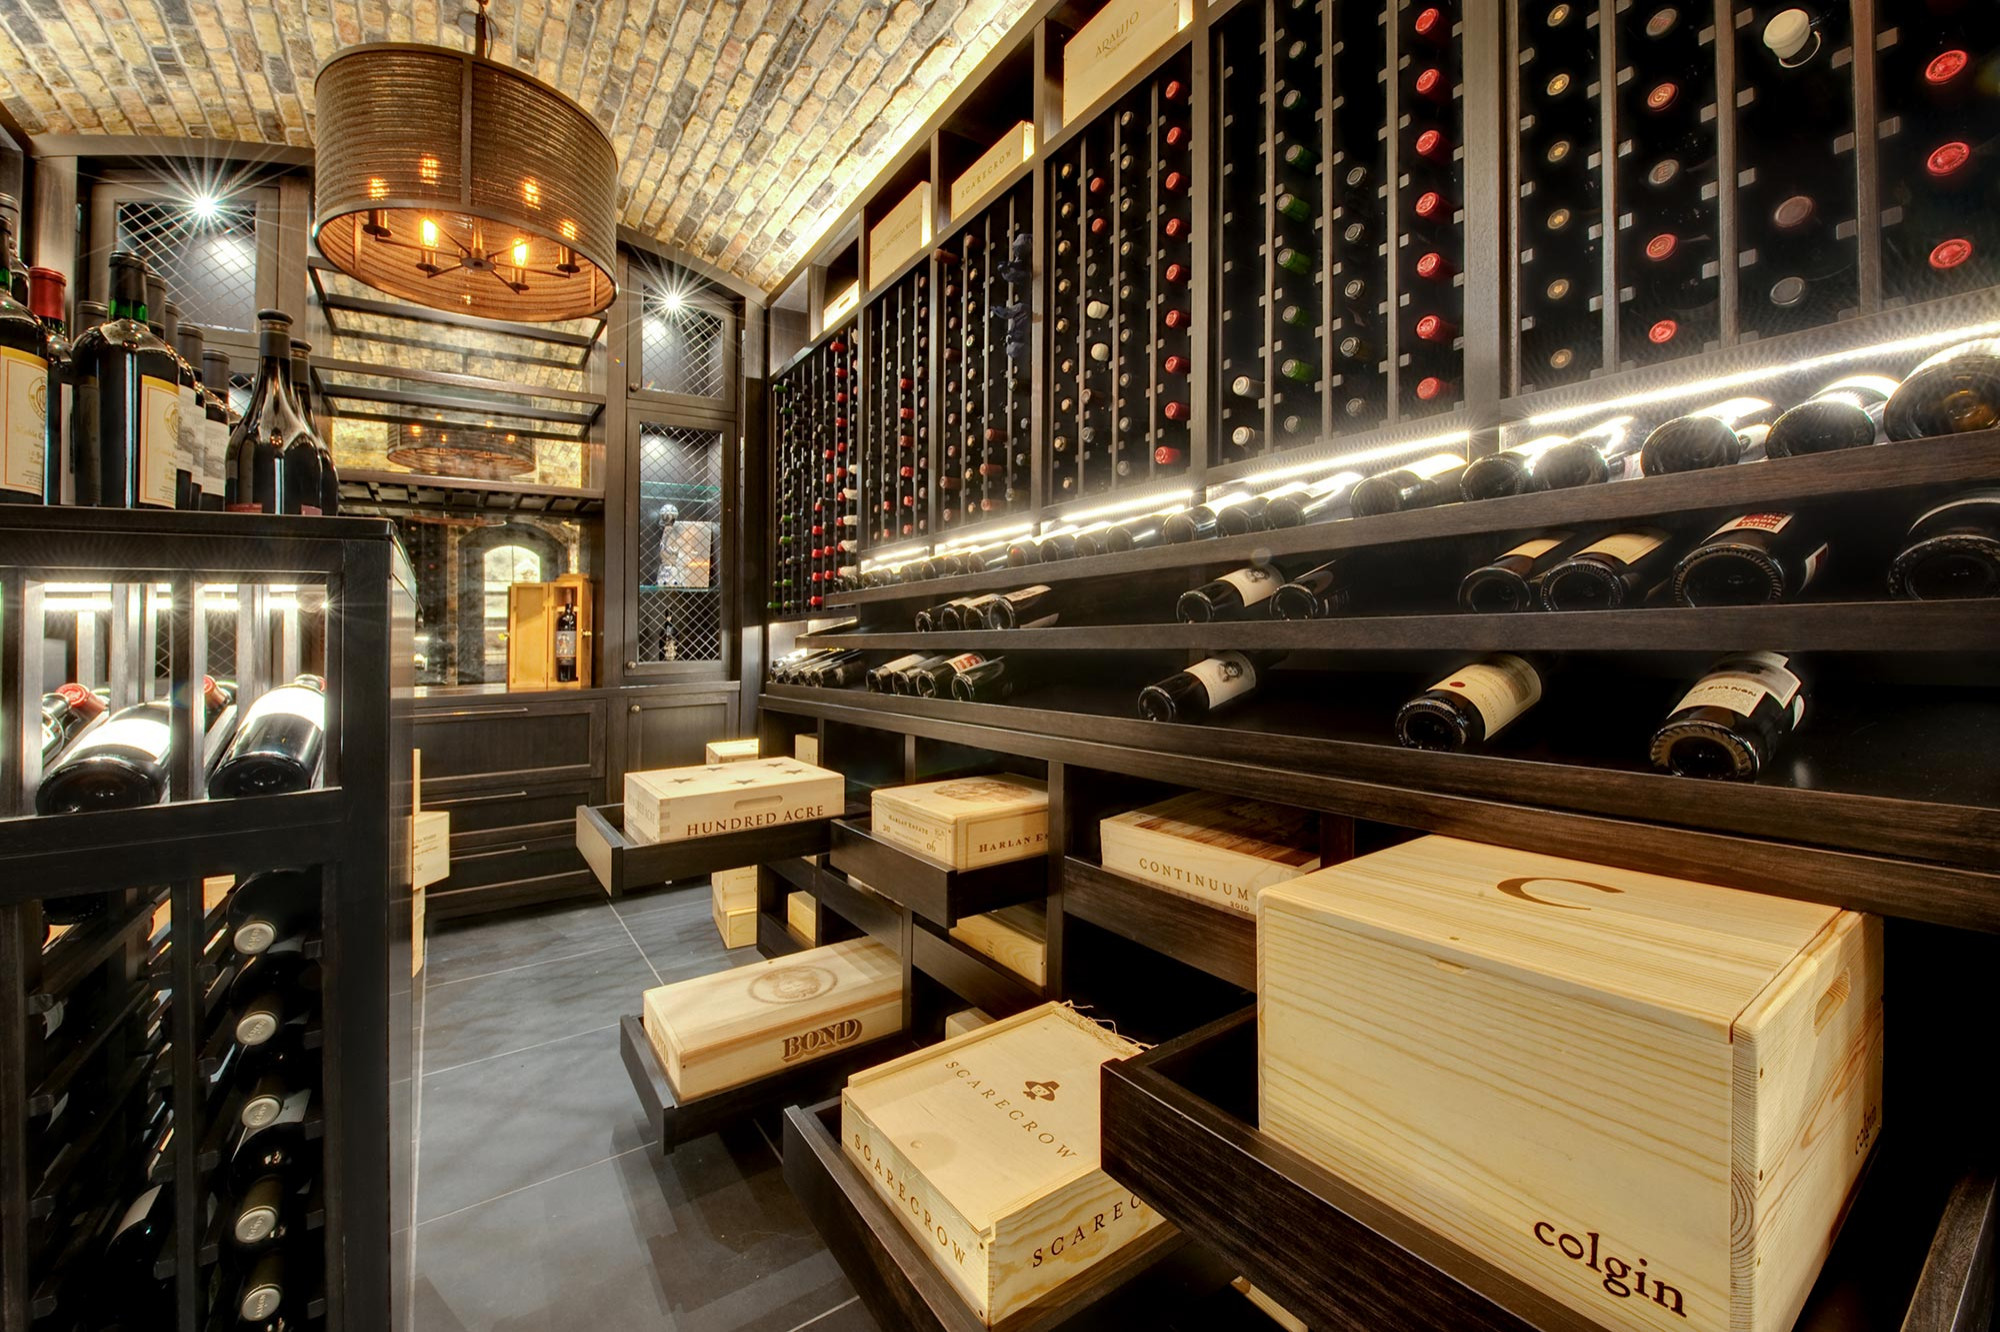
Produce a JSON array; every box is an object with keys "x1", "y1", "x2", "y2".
[{"x1": 626, "y1": 417, "x2": 732, "y2": 680}]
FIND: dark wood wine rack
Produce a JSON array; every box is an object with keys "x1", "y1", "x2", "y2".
[
  {"x1": 769, "y1": 325, "x2": 858, "y2": 618},
  {"x1": 1398, "y1": 0, "x2": 1470, "y2": 415},
  {"x1": 0, "y1": 509, "x2": 413, "y2": 1332},
  {"x1": 862, "y1": 267, "x2": 933, "y2": 547},
  {"x1": 937, "y1": 177, "x2": 1036, "y2": 531}
]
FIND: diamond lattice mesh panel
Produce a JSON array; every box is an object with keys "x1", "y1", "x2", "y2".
[
  {"x1": 636, "y1": 423, "x2": 723, "y2": 663},
  {"x1": 639, "y1": 304, "x2": 727, "y2": 399},
  {"x1": 115, "y1": 201, "x2": 260, "y2": 333}
]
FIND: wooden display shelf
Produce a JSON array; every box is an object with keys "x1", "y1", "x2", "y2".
[
  {"x1": 823, "y1": 432, "x2": 2000, "y2": 609},
  {"x1": 782, "y1": 1098, "x2": 1292, "y2": 1332},
  {"x1": 829, "y1": 817, "x2": 1049, "y2": 927},
  {"x1": 1061, "y1": 859, "x2": 1255, "y2": 991},
  {"x1": 911, "y1": 921, "x2": 1044, "y2": 1017},
  {"x1": 1098, "y1": 1009, "x2": 1999, "y2": 1332},
  {"x1": 573, "y1": 803, "x2": 844, "y2": 896},
  {"x1": 757, "y1": 907, "x2": 811, "y2": 959},
  {"x1": 800, "y1": 600, "x2": 2000, "y2": 655},
  {"x1": 763, "y1": 692, "x2": 2000, "y2": 935},
  {"x1": 769, "y1": 856, "x2": 906, "y2": 947},
  {"x1": 616, "y1": 1013, "x2": 910, "y2": 1155}
]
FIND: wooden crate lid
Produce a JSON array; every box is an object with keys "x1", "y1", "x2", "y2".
[
  {"x1": 844, "y1": 1002, "x2": 1138, "y2": 1226},
  {"x1": 872, "y1": 772, "x2": 1048, "y2": 819},
  {"x1": 1261, "y1": 836, "x2": 1844, "y2": 1038},
  {"x1": 629, "y1": 756, "x2": 838, "y2": 799},
  {"x1": 644, "y1": 937, "x2": 901, "y2": 1063},
  {"x1": 1103, "y1": 790, "x2": 1320, "y2": 868}
]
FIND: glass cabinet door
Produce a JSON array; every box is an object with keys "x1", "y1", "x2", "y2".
[{"x1": 628, "y1": 418, "x2": 729, "y2": 675}]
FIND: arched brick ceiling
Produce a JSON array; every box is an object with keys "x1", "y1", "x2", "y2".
[{"x1": 0, "y1": 0, "x2": 1035, "y2": 290}]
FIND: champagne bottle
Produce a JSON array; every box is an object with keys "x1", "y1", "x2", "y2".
[
  {"x1": 1883, "y1": 340, "x2": 2000, "y2": 440},
  {"x1": 1269, "y1": 560, "x2": 1354, "y2": 619},
  {"x1": 1766, "y1": 375, "x2": 1897, "y2": 457},
  {"x1": 1394, "y1": 654, "x2": 1546, "y2": 751},
  {"x1": 1138, "y1": 652, "x2": 1276, "y2": 722},
  {"x1": 1670, "y1": 513, "x2": 1829, "y2": 606},
  {"x1": 1179, "y1": 565, "x2": 1284, "y2": 622},
  {"x1": 70, "y1": 251, "x2": 179, "y2": 508},
  {"x1": 1649, "y1": 651, "x2": 1806, "y2": 780},
  {"x1": 227, "y1": 310, "x2": 318, "y2": 514},
  {"x1": 1639, "y1": 399, "x2": 1774, "y2": 474},
  {"x1": 208, "y1": 678, "x2": 326, "y2": 798},
  {"x1": 1458, "y1": 533, "x2": 1577, "y2": 613},
  {"x1": 227, "y1": 869, "x2": 319, "y2": 956},
  {"x1": 1886, "y1": 491, "x2": 2000, "y2": 599},
  {"x1": 1539, "y1": 530, "x2": 1673, "y2": 610},
  {"x1": 1350, "y1": 452, "x2": 1467, "y2": 517}
]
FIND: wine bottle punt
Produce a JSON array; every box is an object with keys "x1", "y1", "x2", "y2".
[
  {"x1": 1458, "y1": 533, "x2": 1577, "y2": 612},
  {"x1": 1178, "y1": 565, "x2": 1284, "y2": 622},
  {"x1": 1883, "y1": 339, "x2": 2000, "y2": 440},
  {"x1": 208, "y1": 678, "x2": 326, "y2": 798},
  {"x1": 1394, "y1": 654, "x2": 1546, "y2": 752},
  {"x1": 1649, "y1": 651, "x2": 1806, "y2": 780},
  {"x1": 1538, "y1": 530, "x2": 1673, "y2": 610},
  {"x1": 1766, "y1": 375, "x2": 1897, "y2": 457},
  {"x1": 1886, "y1": 490, "x2": 2000, "y2": 599},
  {"x1": 1138, "y1": 652, "x2": 1274, "y2": 722},
  {"x1": 1670, "y1": 513, "x2": 1828, "y2": 605}
]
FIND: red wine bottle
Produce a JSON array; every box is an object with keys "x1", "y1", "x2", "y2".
[
  {"x1": 70, "y1": 252, "x2": 179, "y2": 508},
  {"x1": 0, "y1": 220, "x2": 47, "y2": 504},
  {"x1": 228, "y1": 869, "x2": 320, "y2": 956},
  {"x1": 1886, "y1": 491, "x2": 2000, "y2": 599},
  {"x1": 1178, "y1": 565, "x2": 1284, "y2": 622},
  {"x1": 1767, "y1": 375, "x2": 1897, "y2": 457},
  {"x1": 1883, "y1": 340, "x2": 2000, "y2": 440},
  {"x1": 1350, "y1": 452, "x2": 1466, "y2": 516},
  {"x1": 1269, "y1": 560, "x2": 1354, "y2": 619},
  {"x1": 227, "y1": 310, "x2": 318, "y2": 514},
  {"x1": 208, "y1": 678, "x2": 326, "y2": 798},
  {"x1": 1395, "y1": 654, "x2": 1547, "y2": 752},
  {"x1": 1138, "y1": 652, "x2": 1276, "y2": 722},
  {"x1": 1670, "y1": 513, "x2": 1829, "y2": 605},
  {"x1": 1458, "y1": 533, "x2": 1579, "y2": 612},
  {"x1": 1639, "y1": 399, "x2": 1773, "y2": 473},
  {"x1": 36, "y1": 700, "x2": 174, "y2": 813},
  {"x1": 1539, "y1": 530, "x2": 1674, "y2": 609},
  {"x1": 1649, "y1": 651, "x2": 1807, "y2": 780}
]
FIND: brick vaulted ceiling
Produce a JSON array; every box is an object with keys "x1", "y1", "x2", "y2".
[{"x1": 0, "y1": 0, "x2": 1036, "y2": 290}]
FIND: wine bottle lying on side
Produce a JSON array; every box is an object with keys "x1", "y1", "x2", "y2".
[
  {"x1": 1137, "y1": 652, "x2": 1281, "y2": 722},
  {"x1": 1350, "y1": 452, "x2": 1468, "y2": 517},
  {"x1": 1394, "y1": 654, "x2": 1548, "y2": 752},
  {"x1": 1670, "y1": 513, "x2": 1829, "y2": 606},
  {"x1": 1649, "y1": 651, "x2": 1807, "y2": 781},
  {"x1": 1639, "y1": 398, "x2": 1774, "y2": 474},
  {"x1": 1886, "y1": 490, "x2": 2000, "y2": 599},
  {"x1": 1884, "y1": 339, "x2": 2000, "y2": 441},
  {"x1": 1457, "y1": 533, "x2": 1578, "y2": 613},
  {"x1": 1178, "y1": 565, "x2": 1286, "y2": 622}
]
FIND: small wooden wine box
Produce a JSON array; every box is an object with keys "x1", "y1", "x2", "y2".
[
  {"x1": 793, "y1": 734, "x2": 820, "y2": 766},
  {"x1": 948, "y1": 904, "x2": 1047, "y2": 986},
  {"x1": 706, "y1": 737, "x2": 760, "y2": 764},
  {"x1": 943, "y1": 1007, "x2": 993, "y2": 1037},
  {"x1": 842, "y1": 1003, "x2": 1168, "y2": 1325},
  {"x1": 1258, "y1": 836, "x2": 1884, "y2": 1332},
  {"x1": 624, "y1": 757, "x2": 842, "y2": 845},
  {"x1": 1098, "y1": 791, "x2": 1320, "y2": 918},
  {"x1": 787, "y1": 890, "x2": 818, "y2": 944},
  {"x1": 870, "y1": 774, "x2": 1049, "y2": 870},
  {"x1": 504, "y1": 574, "x2": 593, "y2": 691},
  {"x1": 643, "y1": 937, "x2": 903, "y2": 1101},
  {"x1": 868, "y1": 182, "x2": 934, "y2": 284},
  {"x1": 949, "y1": 121, "x2": 1034, "y2": 217},
  {"x1": 1061, "y1": 0, "x2": 1194, "y2": 125},
  {"x1": 710, "y1": 895, "x2": 755, "y2": 949},
  {"x1": 712, "y1": 865, "x2": 758, "y2": 911}
]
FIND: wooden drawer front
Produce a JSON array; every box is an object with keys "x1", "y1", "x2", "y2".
[
  {"x1": 423, "y1": 783, "x2": 599, "y2": 840},
  {"x1": 427, "y1": 869, "x2": 600, "y2": 919},
  {"x1": 414, "y1": 700, "x2": 605, "y2": 791},
  {"x1": 435, "y1": 833, "x2": 584, "y2": 894}
]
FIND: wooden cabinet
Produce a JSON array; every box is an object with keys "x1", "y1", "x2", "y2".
[
  {"x1": 621, "y1": 686, "x2": 739, "y2": 775},
  {"x1": 412, "y1": 695, "x2": 607, "y2": 793}
]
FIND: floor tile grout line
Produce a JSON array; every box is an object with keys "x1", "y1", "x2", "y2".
[
  {"x1": 424, "y1": 940, "x2": 637, "y2": 990},
  {"x1": 415, "y1": 1142, "x2": 655, "y2": 1229},
  {"x1": 607, "y1": 898, "x2": 668, "y2": 987},
  {"x1": 784, "y1": 1295, "x2": 861, "y2": 1332},
  {"x1": 421, "y1": 1022, "x2": 621, "y2": 1080}
]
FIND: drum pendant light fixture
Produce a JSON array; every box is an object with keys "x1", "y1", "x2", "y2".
[{"x1": 311, "y1": 0, "x2": 618, "y2": 321}]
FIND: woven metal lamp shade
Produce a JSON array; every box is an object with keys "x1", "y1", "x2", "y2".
[
  {"x1": 313, "y1": 43, "x2": 618, "y2": 322},
  {"x1": 385, "y1": 423, "x2": 538, "y2": 480}
]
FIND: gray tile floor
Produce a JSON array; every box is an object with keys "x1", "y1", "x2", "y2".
[{"x1": 411, "y1": 885, "x2": 881, "y2": 1332}]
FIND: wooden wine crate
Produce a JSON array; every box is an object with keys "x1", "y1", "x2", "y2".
[
  {"x1": 412, "y1": 810, "x2": 450, "y2": 890},
  {"x1": 870, "y1": 774, "x2": 1049, "y2": 871},
  {"x1": 1061, "y1": 0, "x2": 1194, "y2": 125},
  {"x1": 712, "y1": 865, "x2": 758, "y2": 912},
  {"x1": 711, "y1": 895, "x2": 755, "y2": 949},
  {"x1": 788, "y1": 890, "x2": 818, "y2": 944},
  {"x1": 842, "y1": 1002, "x2": 1169, "y2": 1325},
  {"x1": 793, "y1": 733, "x2": 821, "y2": 766},
  {"x1": 946, "y1": 904, "x2": 1047, "y2": 987},
  {"x1": 1259, "y1": 836, "x2": 1885, "y2": 1332},
  {"x1": 624, "y1": 757, "x2": 842, "y2": 845},
  {"x1": 868, "y1": 181, "x2": 933, "y2": 285},
  {"x1": 1098, "y1": 791, "x2": 1320, "y2": 918},
  {"x1": 706, "y1": 737, "x2": 761, "y2": 764},
  {"x1": 504, "y1": 573, "x2": 594, "y2": 691},
  {"x1": 943, "y1": 1007, "x2": 994, "y2": 1038},
  {"x1": 643, "y1": 937, "x2": 903, "y2": 1102},
  {"x1": 949, "y1": 121, "x2": 1034, "y2": 218}
]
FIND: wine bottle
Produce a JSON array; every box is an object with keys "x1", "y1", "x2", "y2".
[
  {"x1": 201, "y1": 348, "x2": 234, "y2": 511},
  {"x1": 208, "y1": 678, "x2": 326, "y2": 798},
  {"x1": 1766, "y1": 375, "x2": 1898, "y2": 457},
  {"x1": 802, "y1": 650, "x2": 867, "y2": 687},
  {"x1": 1886, "y1": 491, "x2": 2000, "y2": 599},
  {"x1": 1458, "y1": 445, "x2": 1551, "y2": 501},
  {"x1": 230, "y1": 942, "x2": 320, "y2": 1048},
  {"x1": 68, "y1": 251, "x2": 179, "y2": 508},
  {"x1": 865, "y1": 654, "x2": 929, "y2": 692},
  {"x1": 949, "y1": 655, "x2": 1046, "y2": 702},
  {"x1": 1649, "y1": 651, "x2": 1807, "y2": 780},
  {"x1": 1639, "y1": 399, "x2": 1774, "y2": 474},
  {"x1": 1538, "y1": 530, "x2": 1674, "y2": 609},
  {"x1": 227, "y1": 310, "x2": 320, "y2": 513},
  {"x1": 1138, "y1": 652, "x2": 1275, "y2": 722},
  {"x1": 1534, "y1": 419, "x2": 1640, "y2": 489},
  {"x1": 92, "y1": 1184, "x2": 177, "y2": 1327},
  {"x1": 1217, "y1": 482, "x2": 1313, "y2": 536},
  {"x1": 232, "y1": 1169, "x2": 306, "y2": 1250},
  {"x1": 1165, "y1": 492, "x2": 1256, "y2": 541},
  {"x1": 912, "y1": 651, "x2": 988, "y2": 697},
  {"x1": 0, "y1": 221, "x2": 47, "y2": 504},
  {"x1": 1267, "y1": 471, "x2": 1364, "y2": 526},
  {"x1": 1269, "y1": 559, "x2": 1354, "y2": 619},
  {"x1": 1670, "y1": 513, "x2": 1829, "y2": 605},
  {"x1": 938, "y1": 594, "x2": 1004, "y2": 630},
  {"x1": 1394, "y1": 654, "x2": 1546, "y2": 752},
  {"x1": 1349, "y1": 452, "x2": 1467, "y2": 517},
  {"x1": 27, "y1": 267, "x2": 69, "y2": 504},
  {"x1": 35, "y1": 699, "x2": 174, "y2": 813},
  {"x1": 39, "y1": 682, "x2": 106, "y2": 765},
  {"x1": 554, "y1": 593, "x2": 579, "y2": 682},
  {"x1": 1458, "y1": 533, "x2": 1578, "y2": 613},
  {"x1": 1883, "y1": 340, "x2": 2000, "y2": 440},
  {"x1": 982, "y1": 585, "x2": 1068, "y2": 629},
  {"x1": 1178, "y1": 565, "x2": 1284, "y2": 622},
  {"x1": 1103, "y1": 514, "x2": 1167, "y2": 552},
  {"x1": 227, "y1": 869, "x2": 319, "y2": 956}
]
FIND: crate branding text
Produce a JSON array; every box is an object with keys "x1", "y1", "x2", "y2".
[{"x1": 1532, "y1": 1220, "x2": 1686, "y2": 1318}]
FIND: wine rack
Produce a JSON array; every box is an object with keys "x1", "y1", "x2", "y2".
[
  {"x1": 1330, "y1": 0, "x2": 1394, "y2": 431},
  {"x1": 770, "y1": 327, "x2": 858, "y2": 618},
  {"x1": 1047, "y1": 49, "x2": 1195, "y2": 502},
  {"x1": 862, "y1": 267, "x2": 932, "y2": 546},
  {"x1": 1398, "y1": 0, "x2": 1469, "y2": 414},
  {"x1": 937, "y1": 179, "x2": 1035, "y2": 531}
]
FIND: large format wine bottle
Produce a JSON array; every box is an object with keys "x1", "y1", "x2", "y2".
[
  {"x1": 1766, "y1": 374, "x2": 1897, "y2": 456},
  {"x1": 69, "y1": 251, "x2": 179, "y2": 508},
  {"x1": 1639, "y1": 398, "x2": 1774, "y2": 474},
  {"x1": 40, "y1": 682, "x2": 105, "y2": 764},
  {"x1": 1138, "y1": 652, "x2": 1276, "y2": 722},
  {"x1": 1269, "y1": 560, "x2": 1353, "y2": 619},
  {"x1": 1349, "y1": 452, "x2": 1466, "y2": 516},
  {"x1": 36, "y1": 699, "x2": 174, "y2": 813},
  {"x1": 1458, "y1": 533, "x2": 1577, "y2": 612},
  {"x1": 292, "y1": 337, "x2": 340, "y2": 516},
  {"x1": 1649, "y1": 650, "x2": 1807, "y2": 780},
  {"x1": 208, "y1": 678, "x2": 326, "y2": 798},
  {"x1": 1538, "y1": 530, "x2": 1674, "y2": 609},
  {"x1": 227, "y1": 310, "x2": 319, "y2": 514},
  {"x1": 1178, "y1": 565, "x2": 1284, "y2": 622},
  {"x1": 1886, "y1": 491, "x2": 2000, "y2": 599},
  {"x1": 1394, "y1": 654, "x2": 1546, "y2": 751},
  {"x1": 1670, "y1": 512, "x2": 1828, "y2": 605},
  {"x1": 228, "y1": 869, "x2": 319, "y2": 956},
  {"x1": 1884, "y1": 339, "x2": 2000, "y2": 440}
]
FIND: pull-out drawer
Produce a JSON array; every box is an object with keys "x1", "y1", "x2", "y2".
[
  {"x1": 413, "y1": 698, "x2": 606, "y2": 793},
  {"x1": 421, "y1": 782, "x2": 600, "y2": 841}
]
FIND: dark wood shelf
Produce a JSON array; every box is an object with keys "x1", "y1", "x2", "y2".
[
  {"x1": 769, "y1": 856, "x2": 905, "y2": 948},
  {"x1": 616, "y1": 1013, "x2": 910, "y2": 1155},
  {"x1": 761, "y1": 690, "x2": 2000, "y2": 935},
  {"x1": 824, "y1": 433, "x2": 2000, "y2": 609},
  {"x1": 829, "y1": 818, "x2": 1049, "y2": 927},
  {"x1": 1099, "y1": 1010, "x2": 2000, "y2": 1332},
  {"x1": 910, "y1": 921, "x2": 1044, "y2": 1018},
  {"x1": 1061, "y1": 859, "x2": 1255, "y2": 991},
  {"x1": 340, "y1": 470, "x2": 607, "y2": 517},
  {"x1": 573, "y1": 803, "x2": 845, "y2": 896}
]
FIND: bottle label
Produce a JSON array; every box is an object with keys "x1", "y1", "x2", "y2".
[
  {"x1": 1219, "y1": 566, "x2": 1281, "y2": 605},
  {"x1": 1186, "y1": 652, "x2": 1259, "y2": 707},
  {"x1": 1, "y1": 345, "x2": 48, "y2": 492},
  {"x1": 554, "y1": 630, "x2": 577, "y2": 659},
  {"x1": 1429, "y1": 655, "x2": 1543, "y2": 739},
  {"x1": 207, "y1": 417, "x2": 229, "y2": 492},
  {"x1": 1012, "y1": 585, "x2": 1053, "y2": 600},
  {"x1": 944, "y1": 652, "x2": 987, "y2": 672},
  {"x1": 1579, "y1": 531, "x2": 1664, "y2": 563},
  {"x1": 1798, "y1": 543, "x2": 1829, "y2": 591},
  {"x1": 114, "y1": 1184, "x2": 164, "y2": 1240},
  {"x1": 239, "y1": 684, "x2": 327, "y2": 734},
  {"x1": 275, "y1": 1088, "x2": 311, "y2": 1125},
  {"x1": 179, "y1": 384, "x2": 201, "y2": 479},
  {"x1": 1708, "y1": 512, "x2": 1792, "y2": 539},
  {"x1": 139, "y1": 375, "x2": 179, "y2": 507},
  {"x1": 74, "y1": 712, "x2": 172, "y2": 759},
  {"x1": 875, "y1": 654, "x2": 927, "y2": 674},
  {"x1": 1500, "y1": 533, "x2": 1567, "y2": 561},
  {"x1": 1675, "y1": 654, "x2": 1801, "y2": 717}
]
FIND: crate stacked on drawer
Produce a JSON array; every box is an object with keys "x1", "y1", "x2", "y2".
[
  {"x1": 939, "y1": 178, "x2": 1034, "y2": 530},
  {"x1": 1047, "y1": 49, "x2": 1194, "y2": 500},
  {"x1": 1399, "y1": 0, "x2": 1468, "y2": 413},
  {"x1": 1875, "y1": 2, "x2": 1999, "y2": 303},
  {"x1": 770, "y1": 328, "x2": 858, "y2": 617},
  {"x1": 1513, "y1": 0, "x2": 1606, "y2": 389},
  {"x1": 863, "y1": 267, "x2": 932, "y2": 545}
]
